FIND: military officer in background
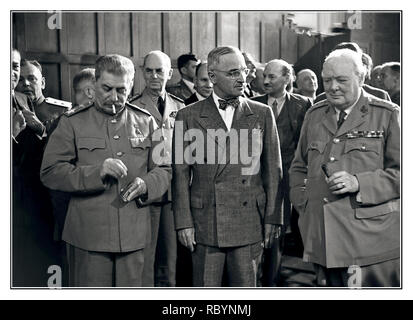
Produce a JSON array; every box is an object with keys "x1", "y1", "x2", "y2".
[
  {"x1": 14, "y1": 57, "x2": 71, "y2": 287},
  {"x1": 41, "y1": 54, "x2": 171, "y2": 287},
  {"x1": 167, "y1": 53, "x2": 199, "y2": 101},
  {"x1": 289, "y1": 49, "x2": 400, "y2": 287},
  {"x1": 16, "y1": 59, "x2": 72, "y2": 133},
  {"x1": 130, "y1": 50, "x2": 185, "y2": 287}
]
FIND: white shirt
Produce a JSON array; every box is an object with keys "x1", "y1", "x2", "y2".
[
  {"x1": 268, "y1": 93, "x2": 286, "y2": 117},
  {"x1": 212, "y1": 92, "x2": 236, "y2": 131},
  {"x1": 195, "y1": 92, "x2": 207, "y2": 102},
  {"x1": 182, "y1": 78, "x2": 196, "y2": 94}
]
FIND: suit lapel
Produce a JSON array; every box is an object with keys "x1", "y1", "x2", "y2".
[
  {"x1": 285, "y1": 93, "x2": 299, "y2": 133},
  {"x1": 215, "y1": 98, "x2": 258, "y2": 178}
]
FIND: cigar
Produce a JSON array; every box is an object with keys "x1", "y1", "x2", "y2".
[{"x1": 112, "y1": 104, "x2": 116, "y2": 115}]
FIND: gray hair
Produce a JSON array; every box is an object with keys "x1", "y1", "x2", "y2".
[
  {"x1": 207, "y1": 46, "x2": 242, "y2": 71},
  {"x1": 95, "y1": 54, "x2": 135, "y2": 82},
  {"x1": 323, "y1": 49, "x2": 366, "y2": 79}
]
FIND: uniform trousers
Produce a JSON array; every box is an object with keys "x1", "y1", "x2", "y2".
[
  {"x1": 142, "y1": 202, "x2": 177, "y2": 286},
  {"x1": 67, "y1": 244, "x2": 144, "y2": 287},
  {"x1": 314, "y1": 258, "x2": 400, "y2": 287},
  {"x1": 192, "y1": 242, "x2": 263, "y2": 287}
]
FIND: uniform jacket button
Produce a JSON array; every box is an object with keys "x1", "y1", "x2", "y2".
[
  {"x1": 329, "y1": 156, "x2": 335, "y2": 162},
  {"x1": 333, "y1": 138, "x2": 340, "y2": 144},
  {"x1": 116, "y1": 152, "x2": 123, "y2": 157},
  {"x1": 114, "y1": 135, "x2": 120, "y2": 140},
  {"x1": 323, "y1": 197, "x2": 329, "y2": 203}
]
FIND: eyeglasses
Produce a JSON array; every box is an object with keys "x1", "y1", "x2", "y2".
[{"x1": 212, "y1": 68, "x2": 250, "y2": 79}]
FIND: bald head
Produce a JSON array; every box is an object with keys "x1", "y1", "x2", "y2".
[
  {"x1": 142, "y1": 50, "x2": 173, "y2": 94},
  {"x1": 296, "y1": 69, "x2": 318, "y2": 98},
  {"x1": 263, "y1": 59, "x2": 293, "y2": 97}
]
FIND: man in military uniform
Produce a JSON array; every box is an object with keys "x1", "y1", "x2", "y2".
[
  {"x1": 242, "y1": 52, "x2": 258, "y2": 98},
  {"x1": 289, "y1": 49, "x2": 400, "y2": 287},
  {"x1": 40, "y1": 54, "x2": 171, "y2": 287},
  {"x1": 73, "y1": 68, "x2": 95, "y2": 107},
  {"x1": 16, "y1": 59, "x2": 72, "y2": 133},
  {"x1": 13, "y1": 56, "x2": 70, "y2": 286},
  {"x1": 129, "y1": 50, "x2": 185, "y2": 287},
  {"x1": 166, "y1": 53, "x2": 199, "y2": 101}
]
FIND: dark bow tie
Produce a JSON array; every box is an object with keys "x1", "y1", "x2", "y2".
[{"x1": 218, "y1": 98, "x2": 240, "y2": 110}]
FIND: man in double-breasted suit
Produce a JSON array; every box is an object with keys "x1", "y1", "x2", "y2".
[
  {"x1": 289, "y1": 49, "x2": 400, "y2": 287},
  {"x1": 129, "y1": 50, "x2": 185, "y2": 287},
  {"x1": 40, "y1": 54, "x2": 171, "y2": 287},
  {"x1": 252, "y1": 59, "x2": 312, "y2": 286},
  {"x1": 172, "y1": 46, "x2": 283, "y2": 287}
]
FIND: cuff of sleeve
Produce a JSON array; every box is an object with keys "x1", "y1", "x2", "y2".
[
  {"x1": 140, "y1": 174, "x2": 155, "y2": 202},
  {"x1": 174, "y1": 210, "x2": 194, "y2": 231},
  {"x1": 84, "y1": 164, "x2": 106, "y2": 191},
  {"x1": 354, "y1": 173, "x2": 365, "y2": 204}
]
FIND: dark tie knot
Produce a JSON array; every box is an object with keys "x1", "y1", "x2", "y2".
[
  {"x1": 337, "y1": 110, "x2": 347, "y2": 129},
  {"x1": 218, "y1": 98, "x2": 240, "y2": 110}
]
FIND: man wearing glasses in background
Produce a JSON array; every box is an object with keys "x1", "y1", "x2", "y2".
[{"x1": 172, "y1": 46, "x2": 283, "y2": 287}]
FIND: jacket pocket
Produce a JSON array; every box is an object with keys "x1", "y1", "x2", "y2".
[
  {"x1": 129, "y1": 137, "x2": 151, "y2": 149},
  {"x1": 307, "y1": 140, "x2": 327, "y2": 154},
  {"x1": 77, "y1": 137, "x2": 106, "y2": 151},
  {"x1": 344, "y1": 139, "x2": 381, "y2": 155},
  {"x1": 190, "y1": 196, "x2": 203, "y2": 209},
  {"x1": 355, "y1": 199, "x2": 399, "y2": 219}
]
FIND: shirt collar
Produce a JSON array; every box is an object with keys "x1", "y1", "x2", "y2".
[
  {"x1": 333, "y1": 90, "x2": 362, "y2": 117},
  {"x1": 268, "y1": 92, "x2": 286, "y2": 106},
  {"x1": 182, "y1": 78, "x2": 195, "y2": 92},
  {"x1": 195, "y1": 91, "x2": 206, "y2": 101}
]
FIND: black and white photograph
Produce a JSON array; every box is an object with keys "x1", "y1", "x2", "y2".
[{"x1": 6, "y1": 4, "x2": 405, "y2": 301}]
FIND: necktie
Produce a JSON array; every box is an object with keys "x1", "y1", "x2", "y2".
[
  {"x1": 158, "y1": 96, "x2": 165, "y2": 117},
  {"x1": 218, "y1": 98, "x2": 240, "y2": 110},
  {"x1": 272, "y1": 99, "x2": 279, "y2": 120},
  {"x1": 337, "y1": 110, "x2": 347, "y2": 129}
]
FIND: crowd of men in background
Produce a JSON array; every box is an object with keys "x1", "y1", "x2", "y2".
[{"x1": 11, "y1": 39, "x2": 400, "y2": 287}]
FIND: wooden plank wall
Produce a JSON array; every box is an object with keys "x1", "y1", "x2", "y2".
[{"x1": 12, "y1": 11, "x2": 400, "y2": 102}]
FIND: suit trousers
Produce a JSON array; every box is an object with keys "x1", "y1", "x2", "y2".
[
  {"x1": 67, "y1": 244, "x2": 144, "y2": 287},
  {"x1": 314, "y1": 258, "x2": 400, "y2": 287},
  {"x1": 192, "y1": 242, "x2": 263, "y2": 287}
]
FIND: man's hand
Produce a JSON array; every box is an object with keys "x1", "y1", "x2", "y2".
[
  {"x1": 178, "y1": 228, "x2": 196, "y2": 252},
  {"x1": 120, "y1": 177, "x2": 147, "y2": 202},
  {"x1": 12, "y1": 109, "x2": 26, "y2": 139},
  {"x1": 326, "y1": 171, "x2": 359, "y2": 195},
  {"x1": 21, "y1": 109, "x2": 45, "y2": 136},
  {"x1": 100, "y1": 158, "x2": 128, "y2": 181},
  {"x1": 264, "y1": 223, "x2": 282, "y2": 249}
]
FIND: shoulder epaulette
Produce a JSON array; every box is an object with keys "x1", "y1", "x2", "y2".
[
  {"x1": 168, "y1": 93, "x2": 184, "y2": 103},
  {"x1": 128, "y1": 93, "x2": 142, "y2": 103},
  {"x1": 45, "y1": 97, "x2": 72, "y2": 109},
  {"x1": 368, "y1": 95, "x2": 399, "y2": 111},
  {"x1": 64, "y1": 102, "x2": 93, "y2": 117},
  {"x1": 307, "y1": 99, "x2": 329, "y2": 113},
  {"x1": 126, "y1": 102, "x2": 152, "y2": 117}
]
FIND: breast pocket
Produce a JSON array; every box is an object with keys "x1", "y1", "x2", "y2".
[
  {"x1": 129, "y1": 136, "x2": 151, "y2": 154},
  {"x1": 77, "y1": 137, "x2": 107, "y2": 164},
  {"x1": 343, "y1": 138, "x2": 383, "y2": 172},
  {"x1": 306, "y1": 140, "x2": 327, "y2": 177}
]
